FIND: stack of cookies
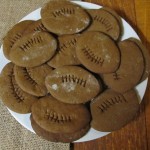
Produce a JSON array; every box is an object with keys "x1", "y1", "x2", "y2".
[{"x1": 0, "y1": 0, "x2": 150, "y2": 143}]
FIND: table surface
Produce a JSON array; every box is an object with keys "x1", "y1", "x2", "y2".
[{"x1": 74, "y1": 0, "x2": 150, "y2": 149}]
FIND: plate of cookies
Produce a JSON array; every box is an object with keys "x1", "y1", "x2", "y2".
[{"x1": 0, "y1": 0, "x2": 150, "y2": 143}]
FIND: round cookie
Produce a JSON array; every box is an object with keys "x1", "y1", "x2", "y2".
[
  {"x1": 128, "y1": 38, "x2": 150, "y2": 81},
  {"x1": 45, "y1": 66, "x2": 101, "y2": 104},
  {"x1": 103, "y1": 39, "x2": 144, "y2": 93},
  {"x1": 90, "y1": 89, "x2": 140, "y2": 132},
  {"x1": 3, "y1": 20, "x2": 34, "y2": 59},
  {"x1": 86, "y1": 8, "x2": 122, "y2": 40},
  {"x1": 0, "y1": 63, "x2": 38, "y2": 114},
  {"x1": 23, "y1": 19, "x2": 48, "y2": 35},
  {"x1": 41, "y1": 0, "x2": 90, "y2": 35},
  {"x1": 76, "y1": 31, "x2": 120, "y2": 73},
  {"x1": 14, "y1": 64, "x2": 53, "y2": 97},
  {"x1": 9, "y1": 31, "x2": 57, "y2": 67},
  {"x1": 31, "y1": 96, "x2": 91, "y2": 142},
  {"x1": 48, "y1": 34, "x2": 80, "y2": 68}
]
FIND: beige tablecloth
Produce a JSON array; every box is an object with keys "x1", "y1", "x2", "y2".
[{"x1": 0, "y1": 0, "x2": 72, "y2": 149}]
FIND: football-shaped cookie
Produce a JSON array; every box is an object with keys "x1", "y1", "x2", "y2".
[
  {"x1": 31, "y1": 96, "x2": 91, "y2": 142},
  {"x1": 45, "y1": 66, "x2": 102, "y2": 104},
  {"x1": 0, "y1": 63, "x2": 38, "y2": 114},
  {"x1": 14, "y1": 64, "x2": 53, "y2": 97},
  {"x1": 41, "y1": 0, "x2": 90, "y2": 35},
  {"x1": 90, "y1": 89, "x2": 140, "y2": 132},
  {"x1": 76, "y1": 31, "x2": 120, "y2": 73},
  {"x1": 48, "y1": 34, "x2": 80, "y2": 68},
  {"x1": 103, "y1": 39, "x2": 144, "y2": 93},
  {"x1": 9, "y1": 31, "x2": 57, "y2": 67},
  {"x1": 86, "y1": 8, "x2": 122, "y2": 40}
]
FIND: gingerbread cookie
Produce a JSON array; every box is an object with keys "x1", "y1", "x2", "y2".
[
  {"x1": 48, "y1": 34, "x2": 80, "y2": 68},
  {"x1": 90, "y1": 89, "x2": 139, "y2": 131},
  {"x1": 41, "y1": 0, "x2": 90, "y2": 35},
  {"x1": 3, "y1": 20, "x2": 34, "y2": 59},
  {"x1": 128, "y1": 38, "x2": 150, "y2": 81},
  {"x1": 31, "y1": 96, "x2": 91, "y2": 142},
  {"x1": 45, "y1": 66, "x2": 101, "y2": 104},
  {"x1": 9, "y1": 31, "x2": 57, "y2": 67},
  {"x1": 103, "y1": 39, "x2": 144, "y2": 93},
  {"x1": 86, "y1": 8, "x2": 122, "y2": 40},
  {"x1": 0, "y1": 63, "x2": 38, "y2": 114},
  {"x1": 14, "y1": 64, "x2": 53, "y2": 96},
  {"x1": 76, "y1": 31, "x2": 120, "y2": 73}
]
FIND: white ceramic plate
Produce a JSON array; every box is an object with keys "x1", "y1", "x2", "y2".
[{"x1": 0, "y1": 1, "x2": 148, "y2": 143}]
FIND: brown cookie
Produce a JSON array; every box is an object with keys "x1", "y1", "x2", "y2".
[
  {"x1": 86, "y1": 8, "x2": 122, "y2": 40},
  {"x1": 103, "y1": 39, "x2": 144, "y2": 93},
  {"x1": 41, "y1": 0, "x2": 90, "y2": 35},
  {"x1": 128, "y1": 38, "x2": 150, "y2": 81},
  {"x1": 102, "y1": 7, "x2": 122, "y2": 27},
  {"x1": 23, "y1": 19, "x2": 48, "y2": 35},
  {"x1": 14, "y1": 64, "x2": 53, "y2": 97},
  {"x1": 76, "y1": 31, "x2": 120, "y2": 73},
  {"x1": 9, "y1": 31, "x2": 57, "y2": 67},
  {"x1": 45, "y1": 66, "x2": 101, "y2": 104},
  {"x1": 90, "y1": 89, "x2": 139, "y2": 132},
  {"x1": 31, "y1": 96, "x2": 91, "y2": 142},
  {"x1": 48, "y1": 34, "x2": 80, "y2": 68},
  {"x1": 0, "y1": 63, "x2": 38, "y2": 114},
  {"x1": 3, "y1": 20, "x2": 34, "y2": 59}
]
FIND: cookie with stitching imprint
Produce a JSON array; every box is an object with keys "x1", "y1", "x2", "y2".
[
  {"x1": 41, "y1": 0, "x2": 90, "y2": 35},
  {"x1": 45, "y1": 66, "x2": 101, "y2": 104},
  {"x1": 14, "y1": 64, "x2": 53, "y2": 97},
  {"x1": 31, "y1": 96, "x2": 91, "y2": 142},
  {"x1": 86, "y1": 8, "x2": 122, "y2": 41},
  {"x1": 0, "y1": 63, "x2": 38, "y2": 114},
  {"x1": 76, "y1": 31, "x2": 120, "y2": 73},
  {"x1": 102, "y1": 7, "x2": 122, "y2": 28},
  {"x1": 90, "y1": 89, "x2": 140, "y2": 132},
  {"x1": 128, "y1": 38, "x2": 150, "y2": 82},
  {"x1": 103, "y1": 39, "x2": 144, "y2": 93},
  {"x1": 3, "y1": 20, "x2": 34, "y2": 60},
  {"x1": 23, "y1": 19, "x2": 48, "y2": 35},
  {"x1": 47, "y1": 34, "x2": 80, "y2": 68},
  {"x1": 9, "y1": 31, "x2": 57, "y2": 67}
]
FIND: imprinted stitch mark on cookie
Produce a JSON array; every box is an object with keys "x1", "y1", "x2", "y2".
[
  {"x1": 113, "y1": 72, "x2": 121, "y2": 80},
  {"x1": 93, "y1": 15, "x2": 113, "y2": 32},
  {"x1": 33, "y1": 23, "x2": 47, "y2": 32},
  {"x1": 97, "y1": 95, "x2": 127, "y2": 113},
  {"x1": 9, "y1": 75, "x2": 25, "y2": 103},
  {"x1": 82, "y1": 46, "x2": 104, "y2": 66},
  {"x1": 58, "y1": 38, "x2": 77, "y2": 54},
  {"x1": 19, "y1": 36, "x2": 43, "y2": 51},
  {"x1": 10, "y1": 33, "x2": 22, "y2": 48},
  {"x1": 62, "y1": 74, "x2": 87, "y2": 87},
  {"x1": 23, "y1": 68, "x2": 37, "y2": 86},
  {"x1": 52, "y1": 8, "x2": 75, "y2": 17},
  {"x1": 45, "y1": 109, "x2": 74, "y2": 124}
]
